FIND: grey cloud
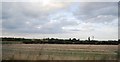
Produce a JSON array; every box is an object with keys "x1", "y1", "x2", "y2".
[
  {"x1": 2, "y1": 2, "x2": 118, "y2": 34},
  {"x1": 85, "y1": 15, "x2": 117, "y2": 23},
  {"x1": 71, "y1": 2, "x2": 118, "y2": 23}
]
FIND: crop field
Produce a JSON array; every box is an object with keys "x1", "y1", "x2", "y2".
[{"x1": 2, "y1": 44, "x2": 118, "y2": 60}]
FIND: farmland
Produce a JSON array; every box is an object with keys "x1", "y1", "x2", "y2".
[{"x1": 2, "y1": 44, "x2": 118, "y2": 60}]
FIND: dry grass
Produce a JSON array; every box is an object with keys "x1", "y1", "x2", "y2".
[{"x1": 2, "y1": 44, "x2": 118, "y2": 60}]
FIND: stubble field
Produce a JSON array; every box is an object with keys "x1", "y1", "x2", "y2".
[{"x1": 2, "y1": 44, "x2": 118, "y2": 60}]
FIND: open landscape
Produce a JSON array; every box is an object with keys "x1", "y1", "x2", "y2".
[
  {"x1": 2, "y1": 44, "x2": 118, "y2": 60},
  {"x1": 2, "y1": 1, "x2": 119, "y2": 61}
]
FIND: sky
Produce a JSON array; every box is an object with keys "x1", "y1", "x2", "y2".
[{"x1": 1, "y1": 0, "x2": 119, "y2": 40}]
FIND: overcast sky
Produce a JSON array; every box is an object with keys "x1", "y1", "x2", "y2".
[{"x1": 1, "y1": 1, "x2": 118, "y2": 40}]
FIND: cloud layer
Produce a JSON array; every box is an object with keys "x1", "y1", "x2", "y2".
[{"x1": 2, "y1": 2, "x2": 118, "y2": 40}]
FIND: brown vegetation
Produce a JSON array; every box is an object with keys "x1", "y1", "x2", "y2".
[{"x1": 2, "y1": 44, "x2": 118, "y2": 60}]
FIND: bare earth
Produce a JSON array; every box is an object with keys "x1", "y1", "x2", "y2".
[{"x1": 2, "y1": 44, "x2": 118, "y2": 60}]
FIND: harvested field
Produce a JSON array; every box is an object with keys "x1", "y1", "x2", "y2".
[{"x1": 2, "y1": 44, "x2": 118, "y2": 60}]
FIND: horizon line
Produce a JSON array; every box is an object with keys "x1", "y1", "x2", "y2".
[{"x1": 1, "y1": 36, "x2": 118, "y2": 41}]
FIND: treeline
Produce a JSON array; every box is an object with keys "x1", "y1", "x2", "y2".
[{"x1": 1, "y1": 37, "x2": 119, "y2": 45}]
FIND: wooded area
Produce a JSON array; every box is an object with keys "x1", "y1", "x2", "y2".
[{"x1": 1, "y1": 37, "x2": 119, "y2": 45}]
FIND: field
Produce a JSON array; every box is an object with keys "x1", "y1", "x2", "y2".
[{"x1": 2, "y1": 44, "x2": 118, "y2": 60}]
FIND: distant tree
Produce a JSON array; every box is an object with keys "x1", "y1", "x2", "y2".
[
  {"x1": 69, "y1": 38, "x2": 72, "y2": 41},
  {"x1": 88, "y1": 37, "x2": 90, "y2": 41},
  {"x1": 72, "y1": 38, "x2": 76, "y2": 41}
]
